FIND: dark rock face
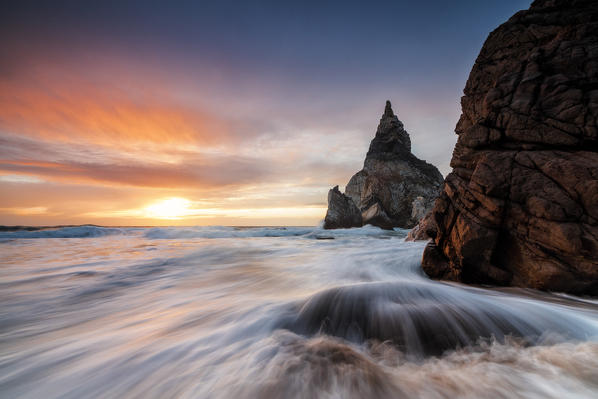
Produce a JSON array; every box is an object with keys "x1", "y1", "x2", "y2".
[
  {"x1": 323, "y1": 186, "x2": 362, "y2": 229},
  {"x1": 324, "y1": 101, "x2": 444, "y2": 229},
  {"x1": 415, "y1": 0, "x2": 598, "y2": 295}
]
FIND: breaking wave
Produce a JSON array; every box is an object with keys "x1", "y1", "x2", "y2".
[
  {"x1": 0, "y1": 224, "x2": 403, "y2": 240},
  {"x1": 285, "y1": 281, "x2": 597, "y2": 356},
  {"x1": 0, "y1": 225, "x2": 125, "y2": 239},
  {"x1": 142, "y1": 224, "x2": 403, "y2": 239}
]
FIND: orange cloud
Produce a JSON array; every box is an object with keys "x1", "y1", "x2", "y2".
[
  {"x1": 0, "y1": 157, "x2": 268, "y2": 189},
  {"x1": 0, "y1": 206, "x2": 49, "y2": 216},
  {"x1": 0, "y1": 46, "x2": 362, "y2": 226},
  {"x1": 0, "y1": 73, "x2": 230, "y2": 147}
]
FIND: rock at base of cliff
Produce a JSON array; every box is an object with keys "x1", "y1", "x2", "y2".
[
  {"x1": 362, "y1": 202, "x2": 394, "y2": 230},
  {"x1": 406, "y1": 210, "x2": 437, "y2": 241},
  {"x1": 323, "y1": 186, "x2": 362, "y2": 229}
]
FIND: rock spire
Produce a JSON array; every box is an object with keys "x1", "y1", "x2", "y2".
[{"x1": 324, "y1": 101, "x2": 443, "y2": 230}]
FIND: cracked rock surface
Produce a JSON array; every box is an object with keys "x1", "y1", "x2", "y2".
[{"x1": 413, "y1": 0, "x2": 598, "y2": 295}]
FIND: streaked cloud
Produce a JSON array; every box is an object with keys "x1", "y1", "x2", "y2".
[
  {"x1": 0, "y1": 174, "x2": 44, "y2": 184},
  {"x1": 0, "y1": 206, "x2": 50, "y2": 216},
  {"x1": 0, "y1": 72, "x2": 232, "y2": 147}
]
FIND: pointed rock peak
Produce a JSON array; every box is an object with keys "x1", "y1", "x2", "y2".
[
  {"x1": 367, "y1": 99, "x2": 411, "y2": 155},
  {"x1": 383, "y1": 100, "x2": 395, "y2": 118},
  {"x1": 323, "y1": 97, "x2": 444, "y2": 230}
]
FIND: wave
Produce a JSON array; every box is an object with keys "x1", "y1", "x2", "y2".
[
  {"x1": 143, "y1": 224, "x2": 403, "y2": 239},
  {"x1": 284, "y1": 281, "x2": 598, "y2": 356},
  {"x1": 143, "y1": 226, "x2": 314, "y2": 239},
  {"x1": 0, "y1": 225, "x2": 125, "y2": 239},
  {"x1": 303, "y1": 224, "x2": 407, "y2": 239},
  {"x1": 0, "y1": 224, "x2": 405, "y2": 240},
  {"x1": 2, "y1": 225, "x2": 597, "y2": 398},
  {"x1": 225, "y1": 332, "x2": 598, "y2": 399}
]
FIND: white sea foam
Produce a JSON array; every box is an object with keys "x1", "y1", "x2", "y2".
[
  {"x1": 0, "y1": 224, "x2": 404, "y2": 240},
  {"x1": 143, "y1": 225, "x2": 315, "y2": 239},
  {"x1": 0, "y1": 225, "x2": 125, "y2": 239},
  {"x1": 142, "y1": 224, "x2": 402, "y2": 239},
  {"x1": 0, "y1": 225, "x2": 596, "y2": 398}
]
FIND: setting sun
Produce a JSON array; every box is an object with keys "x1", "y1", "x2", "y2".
[{"x1": 143, "y1": 197, "x2": 192, "y2": 220}]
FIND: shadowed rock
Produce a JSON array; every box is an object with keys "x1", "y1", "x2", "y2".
[
  {"x1": 324, "y1": 101, "x2": 444, "y2": 229},
  {"x1": 412, "y1": 0, "x2": 598, "y2": 295},
  {"x1": 284, "y1": 281, "x2": 587, "y2": 357},
  {"x1": 324, "y1": 186, "x2": 362, "y2": 229}
]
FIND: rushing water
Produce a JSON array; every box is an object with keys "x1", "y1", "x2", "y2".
[{"x1": 1, "y1": 225, "x2": 597, "y2": 398}]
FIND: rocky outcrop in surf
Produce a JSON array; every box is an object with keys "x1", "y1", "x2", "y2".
[
  {"x1": 323, "y1": 186, "x2": 362, "y2": 229},
  {"x1": 412, "y1": 0, "x2": 598, "y2": 295},
  {"x1": 324, "y1": 101, "x2": 444, "y2": 229},
  {"x1": 284, "y1": 281, "x2": 590, "y2": 357}
]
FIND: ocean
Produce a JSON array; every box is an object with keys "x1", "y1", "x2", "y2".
[{"x1": 1, "y1": 225, "x2": 597, "y2": 398}]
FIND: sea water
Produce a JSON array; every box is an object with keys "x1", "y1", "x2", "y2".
[{"x1": 1, "y1": 225, "x2": 597, "y2": 398}]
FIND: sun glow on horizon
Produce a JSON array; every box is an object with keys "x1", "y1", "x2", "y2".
[
  {"x1": 143, "y1": 197, "x2": 193, "y2": 220},
  {"x1": 78, "y1": 200, "x2": 327, "y2": 225}
]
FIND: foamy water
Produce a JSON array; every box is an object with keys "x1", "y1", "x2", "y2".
[{"x1": 1, "y1": 226, "x2": 597, "y2": 398}]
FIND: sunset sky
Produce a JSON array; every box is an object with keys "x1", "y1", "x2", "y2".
[{"x1": 0, "y1": 0, "x2": 531, "y2": 226}]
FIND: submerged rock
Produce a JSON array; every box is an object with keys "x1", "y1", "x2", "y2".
[
  {"x1": 413, "y1": 0, "x2": 598, "y2": 295},
  {"x1": 284, "y1": 281, "x2": 587, "y2": 357},
  {"x1": 324, "y1": 101, "x2": 444, "y2": 229}
]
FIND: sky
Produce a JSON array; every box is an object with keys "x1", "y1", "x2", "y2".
[{"x1": 0, "y1": 0, "x2": 532, "y2": 226}]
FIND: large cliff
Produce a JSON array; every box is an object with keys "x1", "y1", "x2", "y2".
[
  {"x1": 414, "y1": 0, "x2": 598, "y2": 295},
  {"x1": 324, "y1": 101, "x2": 443, "y2": 229}
]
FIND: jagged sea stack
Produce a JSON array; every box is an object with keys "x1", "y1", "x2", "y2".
[
  {"x1": 413, "y1": 0, "x2": 598, "y2": 295},
  {"x1": 324, "y1": 101, "x2": 444, "y2": 229}
]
